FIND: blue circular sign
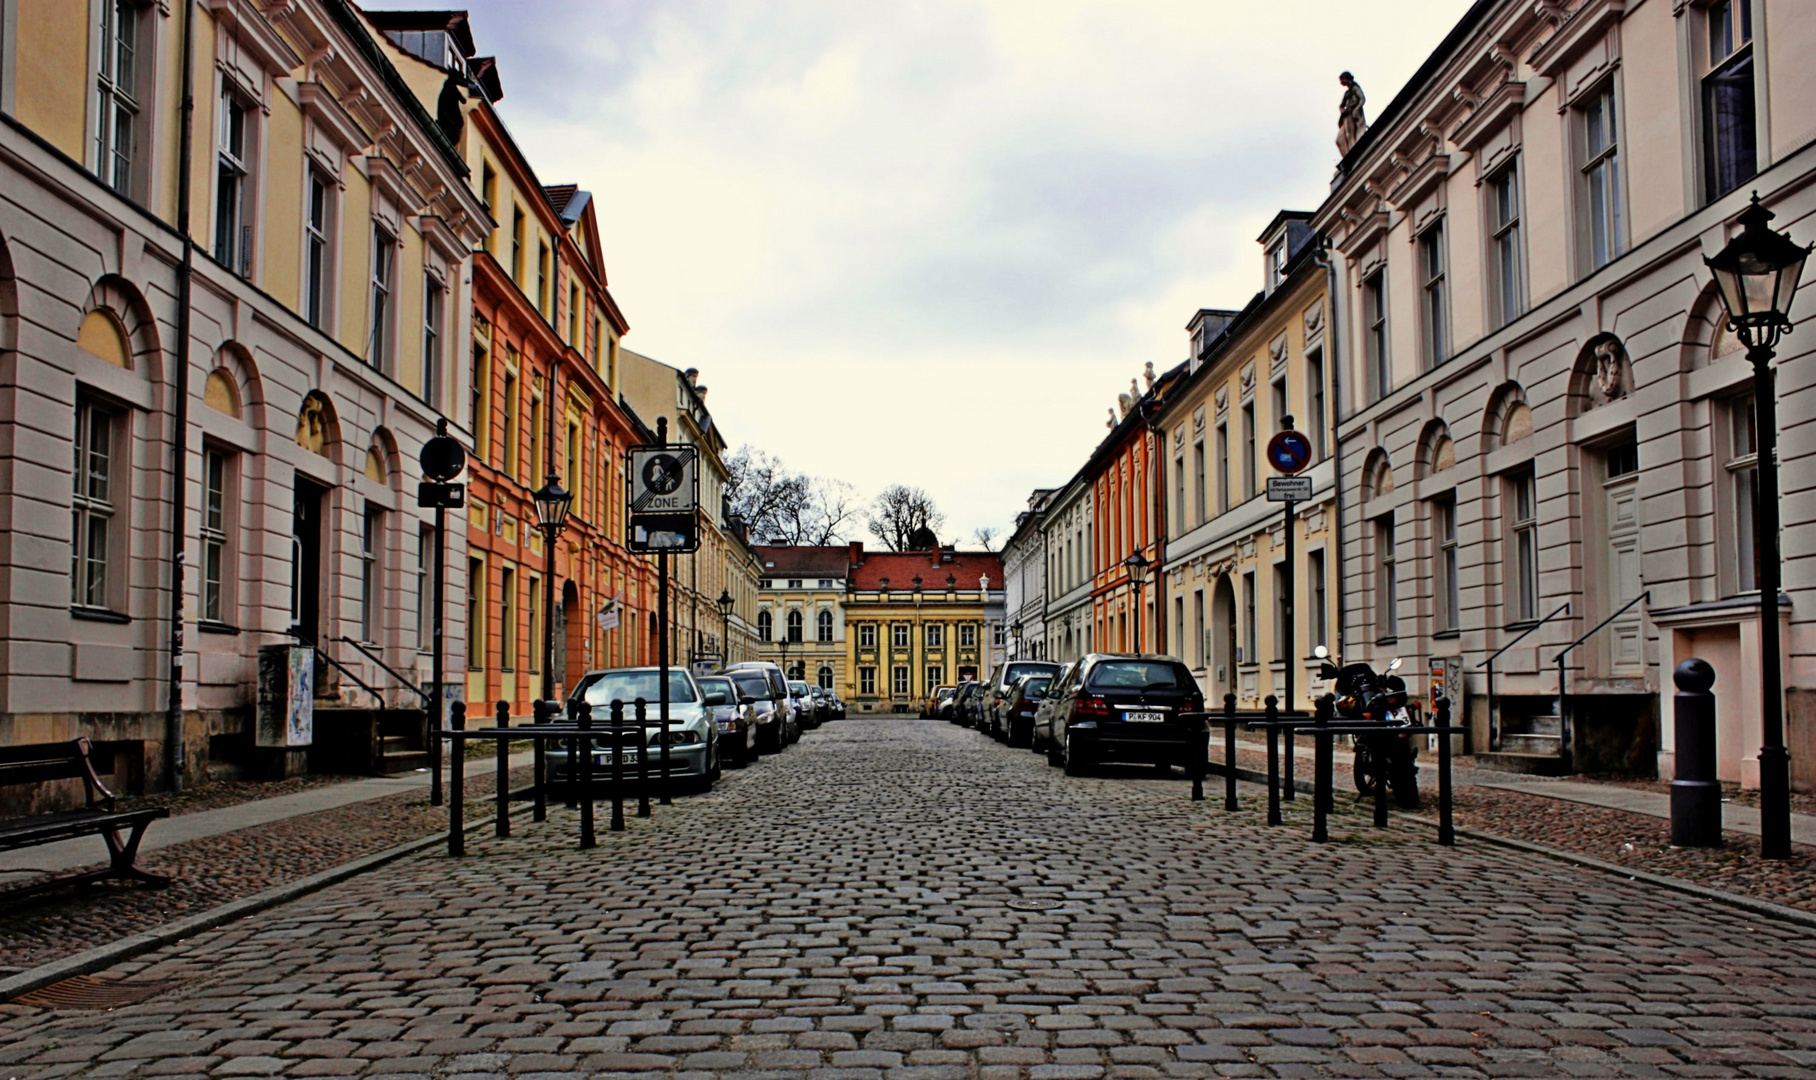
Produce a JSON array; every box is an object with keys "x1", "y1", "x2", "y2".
[{"x1": 1266, "y1": 430, "x2": 1313, "y2": 474}]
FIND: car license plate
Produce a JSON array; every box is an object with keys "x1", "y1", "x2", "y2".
[{"x1": 1123, "y1": 711, "x2": 1165, "y2": 723}]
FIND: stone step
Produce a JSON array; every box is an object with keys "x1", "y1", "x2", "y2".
[
  {"x1": 1476, "y1": 749, "x2": 1570, "y2": 776},
  {"x1": 379, "y1": 750, "x2": 429, "y2": 774},
  {"x1": 1500, "y1": 732, "x2": 1561, "y2": 757}
]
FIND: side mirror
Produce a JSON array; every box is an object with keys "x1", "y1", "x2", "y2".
[
  {"x1": 1386, "y1": 656, "x2": 1404, "y2": 673},
  {"x1": 740, "y1": 695, "x2": 757, "y2": 706},
  {"x1": 704, "y1": 692, "x2": 727, "y2": 706}
]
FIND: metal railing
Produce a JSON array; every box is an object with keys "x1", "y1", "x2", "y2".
[
  {"x1": 339, "y1": 637, "x2": 427, "y2": 705},
  {"x1": 1477, "y1": 602, "x2": 1570, "y2": 752},
  {"x1": 285, "y1": 628, "x2": 386, "y2": 707},
  {"x1": 1551, "y1": 591, "x2": 1650, "y2": 774}
]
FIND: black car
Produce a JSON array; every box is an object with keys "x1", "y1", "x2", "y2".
[
  {"x1": 947, "y1": 682, "x2": 981, "y2": 726},
  {"x1": 1001, "y1": 674, "x2": 1053, "y2": 748},
  {"x1": 1049, "y1": 654, "x2": 1205, "y2": 776}
]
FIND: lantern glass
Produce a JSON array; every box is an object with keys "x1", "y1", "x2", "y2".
[
  {"x1": 533, "y1": 475, "x2": 572, "y2": 531},
  {"x1": 1123, "y1": 552, "x2": 1150, "y2": 585},
  {"x1": 717, "y1": 590, "x2": 735, "y2": 616},
  {"x1": 1706, "y1": 196, "x2": 1812, "y2": 341}
]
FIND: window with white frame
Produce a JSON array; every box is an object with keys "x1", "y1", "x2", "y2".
[
  {"x1": 72, "y1": 398, "x2": 118, "y2": 610},
  {"x1": 817, "y1": 609, "x2": 834, "y2": 643},
  {"x1": 95, "y1": 0, "x2": 140, "y2": 196},
  {"x1": 499, "y1": 565, "x2": 516, "y2": 671},
  {"x1": 1578, "y1": 87, "x2": 1623, "y2": 272},
  {"x1": 1242, "y1": 571, "x2": 1257, "y2": 662},
  {"x1": 1489, "y1": 164, "x2": 1523, "y2": 327},
  {"x1": 416, "y1": 525, "x2": 432, "y2": 650},
  {"x1": 892, "y1": 666, "x2": 910, "y2": 696},
  {"x1": 1241, "y1": 401, "x2": 1256, "y2": 499},
  {"x1": 1192, "y1": 437, "x2": 1206, "y2": 525},
  {"x1": 1375, "y1": 516, "x2": 1397, "y2": 640},
  {"x1": 1702, "y1": 0, "x2": 1757, "y2": 202},
  {"x1": 214, "y1": 90, "x2": 254, "y2": 276},
  {"x1": 368, "y1": 226, "x2": 395, "y2": 370},
  {"x1": 1508, "y1": 469, "x2": 1539, "y2": 622},
  {"x1": 1419, "y1": 223, "x2": 1448, "y2": 368},
  {"x1": 757, "y1": 609, "x2": 773, "y2": 642},
  {"x1": 891, "y1": 623, "x2": 909, "y2": 648},
  {"x1": 361, "y1": 506, "x2": 383, "y2": 643},
  {"x1": 859, "y1": 667, "x2": 876, "y2": 695},
  {"x1": 1434, "y1": 495, "x2": 1459, "y2": 633},
  {"x1": 1728, "y1": 393, "x2": 1760, "y2": 593},
  {"x1": 924, "y1": 666, "x2": 941, "y2": 690},
  {"x1": 859, "y1": 623, "x2": 876, "y2": 648},
  {"x1": 526, "y1": 575, "x2": 539, "y2": 673},
  {"x1": 422, "y1": 273, "x2": 444, "y2": 406},
  {"x1": 787, "y1": 609, "x2": 804, "y2": 643},
  {"x1": 960, "y1": 623, "x2": 977, "y2": 648},
  {"x1": 1272, "y1": 564, "x2": 1288, "y2": 658},
  {"x1": 1306, "y1": 348, "x2": 1327, "y2": 459},
  {"x1": 1363, "y1": 268, "x2": 1389, "y2": 398},
  {"x1": 304, "y1": 174, "x2": 333, "y2": 329},
  {"x1": 1216, "y1": 422, "x2": 1230, "y2": 513},
  {"x1": 821, "y1": 665, "x2": 836, "y2": 690},
  {"x1": 1308, "y1": 549, "x2": 1327, "y2": 649},
  {"x1": 925, "y1": 623, "x2": 943, "y2": 648},
  {"x1": 467, "y1": 557, "x2": 484, "y2": 668},
  {"x1": 202, "y1": 447, "x2": 232, "y2": 624},
  {"x1": 992, "y1": 623, "x2": 1005, "y2": 647}
]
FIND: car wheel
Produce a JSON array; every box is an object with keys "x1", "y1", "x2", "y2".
[
  {"x1": 1046, "y1": 738, "x2": 1064, "y2": 766},
  {"x1": 709, "y1": 745, "x2": 723, "y2": 782},
  {"x1": 1063, "y1": 738, "x2": 1092, "y2": 777}
]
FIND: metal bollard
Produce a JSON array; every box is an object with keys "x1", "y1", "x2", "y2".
[
  {"x1": 1282, "y1": 713, "x2": 1296, "y2": 802},
  {"x1": 531, "y1": 699, "x2": 549, "y2": 822},
  {"x1": 635, "y1": 698, "x2": 651, "y2": 818},
  {"x1": 448, "y1": 700, "x2": 466, "y2": 857},
  {"x1": 1670, "y1": 659, "x2": 1722, "y2": 848},
  {"x1": 1435, "y1": 694, "x2": 1455, "y2": 846},
  {"x1": 1312, "y1": 693, "x2": 1332, "y2": 843},
  {"x1": 1264, "y1": 695, "x2": 1282, "y2": 826},
  {"x1": 577, "y1": 701, "x2": 596, "y2": 849},
  {"x1": 495, "y1": 700, "x2": 511, "y2": 839},
  {"x1": 610, "y1": 699, "x2": 626, "y2": 832},
  {"x1": 659, "y1": 702, "x2": 673, "y2": 807},
  {"x1": 1372, "y1": 732, "x2": 1390, "y2": 828},
  {"x1": 1223, "y1": 693, "x2": 1238, "y2": 812},
  {"x1": 1191, "y1": 713, "x2": 1207, "y2": 802},
  {"x1": 563, "y1": 698, "x2": 579, "y2": 810}
]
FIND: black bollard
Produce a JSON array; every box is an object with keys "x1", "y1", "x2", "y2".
[
  {"x1": 1312, "y1": 693, "x2": 1332, "y2": 843},
  {"x1": 577, "y1": 701, "x2": 596, "y2": 849},
  {"x1": 1264, "y1": 695, "x2": 1281, "y2": 826},
  {"x1": 448, "y1": 701, "x2": 466, "y2": 857},
  {"x1": 1223, "y1": 692, "x2": 1238, "y2": 812},
  {"x1": 531, "y1": 699, "x2": 549, "y2": 822},
  {"x1": 563, "y1": 698, "x2": 579, "y2": 810},
  {"x1": 610, "y1": 699, "x2": 626, "y2": 832},
  {"x1": 635, "y1": 697, "x2": 651, "y2": 818},
  {"x1": 1670, "y1": 659, "x2": 1722, "y2": 848},
  {"x1": 1372, "y1": 733, "x2": 1390, "y2": 828},
  {"x1": 1191, "y1": 712, "x2": 1207, "y2": 802},
  {"x1": 1435, "y1": 694, "x2": 1454, "y2": 846},
  {"x1": 1282, "y1": 714, "x2": 1296, "y2": 803},
  {"x1": 495, "y1": 700, "x2": 511, "y2": 839},
  {"x1": 659, "y1": 698, "x2": 673, "y2": 807}
]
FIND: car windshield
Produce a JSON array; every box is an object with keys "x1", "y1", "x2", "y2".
[
  {"x1": 789, "y1": 682, "x2": 810, "y2": 695},
  {"x1": 697, "y1": 677, "x2": 732, "y2": 699},
  {"x1": 729, "y1": 673, "x2": 770, "y2": 699},
  {"x1": 1022, "y1": 678, "x2": 1051, "y2": 698},
  {"x1": 1005, "y1": 663, "x2": 1054, "y2": 684},
  {"x1": 583, "y1": 670, "x2": 698, "y2": 705},
  {"x1": 1086, "y1": 660, "x2": 1188, "y2": 691}
]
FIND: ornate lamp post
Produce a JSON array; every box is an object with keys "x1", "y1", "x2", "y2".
[
  {"x1": 1123, "y1": 552, "x2": 1151, "y2": 654},
  {"x1": 717, "y1": 590, "x2": 734, "y2": 665},
  {"x1": 532, "y1": 474, "x2": 573, "y2": 705},
  {"x1": 1011, "y1": 620, "x2": 1023, "y2": 660},
  {"x1": 1704, "y1": 194, "x2": 1811, "y2": 860}
]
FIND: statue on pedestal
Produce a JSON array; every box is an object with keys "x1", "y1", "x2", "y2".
[{"x1": 1337, "y1": 71, "x2": 1368, "y2": 156}]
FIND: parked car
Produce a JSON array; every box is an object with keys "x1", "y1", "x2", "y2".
[
  {"x1": 1047, "y1": 654, "x2": 1205, "y2": 776},
  {"x1": 932, "y1": 685, "x2": 959, "y2": 721},
  {"x1": 561, "y1": 666, "x2": 720, "y2": 791},
  {"x1": 825, "y1": 690, "x2": 847, "y2": 719},
  {"x1": 921, "y1": 685, "x2": 955, "y2": 718},
  {"x1": 983, "y1": 661, "x2": 1064, "y2": 741},
  {"x1": 789, "y1": 680, "x2": 822, "y2": 729},
  {"x1": 696, "y1": 674, "x2": 755, "y2": 767},
  {"x1": 808, "y1": 684, "x2": 830, "y2": 724},
  {"x1": 1032, "y1": 662, "x2": 1077, "y2": 754},
  {"x1": 948, "y1": 682, "x2": 981, "y2": 726},
  {"x1": 720, "y1": 661, "x2": 793, "y2": 753},
  {"x1": 1001, "y1": 673, "x2": 1055, "y2": 748}
]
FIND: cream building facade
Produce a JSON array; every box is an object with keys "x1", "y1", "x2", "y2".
[
  {"x1": 1317, "y1": 0, "x2": 1816, "y2": 787},
  {"x1": 753, "y1": 545, "x2": 847, "y2": 693},
  {"x1": 1041, "y1": 476, "x2": 1094, "y2": 662},
  {"x1": 0, "y1": 0, "x2": 487, "y2": 798}
]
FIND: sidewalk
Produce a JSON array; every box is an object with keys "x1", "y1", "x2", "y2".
[
  {"x1": 1227, "y1": 735, "x2": 1816, "y2": 844},
  {"x1": 0, "y1": 750, "x2": 532, "y2": 881}
]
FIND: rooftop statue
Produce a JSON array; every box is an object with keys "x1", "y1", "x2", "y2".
[{"x1": 1337, "y1": 71, "x2": 1368, "y2": 157}]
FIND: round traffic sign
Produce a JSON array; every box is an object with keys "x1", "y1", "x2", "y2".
[
  {"x1": 641, "y1": 453, "x2": 685, "y2": 495},
  {"x1": 1266, "y1": 429, "x2": 1313, "y2": 474},
  {"x1": 419, "y1": 433, "x2": 468, "y2": 482}
]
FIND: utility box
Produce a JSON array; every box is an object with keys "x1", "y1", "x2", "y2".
[
  {"x1": 258, "y1": 644, "x2": 315, "y2": 748},
  {"x1": 1429, "y1": 656, "x2": 1466, "y2": 754}
]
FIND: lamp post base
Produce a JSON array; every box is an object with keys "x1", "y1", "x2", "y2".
[{"x1": 1758, "y1": 743, "x2": 1793, "y2": 859}]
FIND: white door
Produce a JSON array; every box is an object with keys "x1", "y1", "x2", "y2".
[{"x1": 1603, "y1": 472, "x2": 1643, "y2": 675}]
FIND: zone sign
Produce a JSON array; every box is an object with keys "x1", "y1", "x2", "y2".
[{"x1": 628, "y1": 445, "x2": 699, "y2": 514}]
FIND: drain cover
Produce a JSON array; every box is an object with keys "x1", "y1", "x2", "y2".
[
  {"x1": 1007, "y1": 897, "x2": 1064, "y2": 911},
  {"x1": 13, "y1": 975, "x2": 182, "y2": 1011}
]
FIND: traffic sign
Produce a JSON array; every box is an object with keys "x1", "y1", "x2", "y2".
[
  {"x1": 417, "y1": 481, "x2": 466, "y2": 509},
  {"x1": 419, "y1": 432, "x2": 468, "y2": 482},
  {"x1": 1266, "y1": 476, "x2": 1313, "y2": 502},
  {"x1": 628, "y1": 445, "x2": 699, "y2": 514},
  {"x1": 1266, "y1": 429, "x2": 1313, "y2": 474}
]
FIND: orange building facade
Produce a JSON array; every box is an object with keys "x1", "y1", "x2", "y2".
[{"x1": 1088, "y1": 368, "x2": 1184, "y2": 657}]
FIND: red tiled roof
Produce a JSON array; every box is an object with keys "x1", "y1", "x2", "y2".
[
  {"x1": 753, "y1": 545, "x2": 848, "y2": 577},
  {"x1": 848, "y1": 547, "x2": 1004, "y2": 591},
  {"x1": 543, "y1": 183, "x2": 578, "y2": 215}
]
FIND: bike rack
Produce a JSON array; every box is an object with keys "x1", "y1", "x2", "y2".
[
  {"x1": 1478, "y1": 602, "x2": 1570, "y2": 752},
  {"x1": 1550, "y1": 591, "x2": 1649, "y2": 774}
]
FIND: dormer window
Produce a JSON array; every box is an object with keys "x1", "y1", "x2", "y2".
[{"x1": 1267, "y1": 242, "x2": 1287, "y2": 289}]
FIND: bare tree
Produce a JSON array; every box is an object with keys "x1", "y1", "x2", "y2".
[
  {"x1": 971, "y1": 526, "x2": 1000, "y2": 552},
  {"x1": 866, "y1": 485, "x2": 945, "y2": 551},
  {"x1": 725, "y1": 446, "x2": 859, "y2": 545}
]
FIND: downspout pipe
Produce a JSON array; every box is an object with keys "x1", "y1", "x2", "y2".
[
  {"x1": 1315, "y1": 237, "x2": 1347, "y2": 665},
  {"x1": 165, "y1": 0, "x2": 198, "y2": 791}
]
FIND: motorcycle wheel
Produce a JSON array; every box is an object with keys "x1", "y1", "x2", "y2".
[{"x1": 1353, "y1": 742, "x2": 1385, "y2": 796}]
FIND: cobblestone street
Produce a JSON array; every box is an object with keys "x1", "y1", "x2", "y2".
[{"x1": 3, "y1": 718, "x2": 1814, "y2": 1079}]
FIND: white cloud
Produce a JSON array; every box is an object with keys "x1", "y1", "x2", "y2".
[{"x1": 386, "y1": 0, "x2": 1473, "y2": 538}]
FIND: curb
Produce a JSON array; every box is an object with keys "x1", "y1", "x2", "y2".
[{"x1": 0, "y1": 799, "x2": 536, "y2": 1005}]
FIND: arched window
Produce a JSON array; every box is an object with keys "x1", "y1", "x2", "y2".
[
  {"x1": 789, "y1": 662, "x2": 805, "y2": 680},
  {"x1": 786, "y1": 609, "x2": 803, "y2": 643},
  {"x1": 757, "y1": 609, "x2": 773, "y2": 642},
  {"x1": 817, "y1": 664, "x2": 834, "y2": 689},
  {"x1": 817, "y1": 609, "x2": 834, "y2": 643}
]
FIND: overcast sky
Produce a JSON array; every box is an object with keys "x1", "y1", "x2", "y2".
[{"x1": 387, "y1": 0, "x2": 1473, "y2": 543}]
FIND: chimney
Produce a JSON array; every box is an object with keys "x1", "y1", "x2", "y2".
[{"x1": 848, "y1": 540, "x2": 864, "y2": 569}]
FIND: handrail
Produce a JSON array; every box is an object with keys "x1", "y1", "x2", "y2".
[
  {"x1": 285, "y1": 628, "x2": 385, "y2": 708},
  {"x1": 1478, "y1": 602, "x2": 1572, "y2": 669},
  {"x1": 1479, "y1": 601, "x2": 1570, "y2": 754},
  {"x1": 339, "y1": 636, "x2": 427, "y2": 704},
  {"x1": 1553, "y1": 591, "x2": 1651, "y2": 776},
  {"x1": 1553, "y1": 591, "x2": 1650, "y2": 665}
]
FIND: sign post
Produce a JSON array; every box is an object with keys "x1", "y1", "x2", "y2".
[
  {"x1": 627, "y1": 417, "x2": 699, "y2": 808},
  {"x1": 1265, "y1": 422, "x2": 1314, "y2": 714},
  {"x1": 417, "y1": 419, "x2": 468, "y2": 808}
]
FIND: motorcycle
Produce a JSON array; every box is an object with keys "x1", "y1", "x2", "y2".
[{"x1": 1312, "y1": 646, "x2": 1421, "y2": 809}]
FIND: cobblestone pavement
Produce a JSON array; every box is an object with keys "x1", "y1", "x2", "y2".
[{"x1": 3, "y1": 719, "x2": 1815, "y2": 1079}]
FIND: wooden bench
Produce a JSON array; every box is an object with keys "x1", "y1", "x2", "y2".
[{"x1": 0, "y1": 738, "x2": 170, "y2": 896}]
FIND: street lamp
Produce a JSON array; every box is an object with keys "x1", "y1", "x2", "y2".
[
  {"x1": 533, "y1": 474, "x2": 573, "y2": 704},
  {"x1": 1011, "y1": 620, "x2": 1023, "y2": 660},
  {"x1": 1704, "y1": 193, "x2": 1811, "y2": 861},
  {"x1": 717, "y1": 590, "x2": 734, "y2": 665},
  {"x1": 1123, "y1": 551, "x2": 1151, "y2": 654}
]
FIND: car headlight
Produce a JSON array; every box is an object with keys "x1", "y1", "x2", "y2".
[{"x1": 657, "y1": 730, "x2": 703, "y2": 746}]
